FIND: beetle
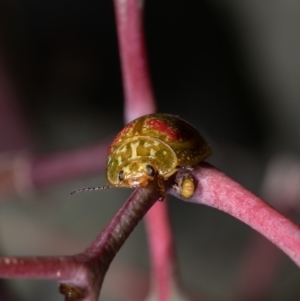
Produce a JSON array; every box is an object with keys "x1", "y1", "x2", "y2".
[{"x1": 71, "y1": 113, "x2": 212, "y2": 199}]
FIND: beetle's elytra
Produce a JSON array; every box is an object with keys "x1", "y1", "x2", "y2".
[{"x1": 106, "y1": 113, "x2": 212, "y2": 198}]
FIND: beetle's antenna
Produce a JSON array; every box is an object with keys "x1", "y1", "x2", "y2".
[{"x1": 70, "y1": 186, "x2": 113, "y2": 195}]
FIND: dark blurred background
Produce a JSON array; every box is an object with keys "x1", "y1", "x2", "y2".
[{"x1": 1, "y1": 0, "x2": 300, "y2": 300}]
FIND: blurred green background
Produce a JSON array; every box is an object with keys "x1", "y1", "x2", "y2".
[{"x1": 1, "y1": 0, "x2": 300, "y2": 300}]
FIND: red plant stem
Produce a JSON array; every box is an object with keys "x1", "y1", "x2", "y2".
[
  {"x1": 0, "y1": 255, "x2": 88, "y2": 280},
  {"x1": 171, "y1": 162, "x2": 300, "y2": 267},
  {"x1": 113, "y1": 1, "x2": 224, "y2": 300},
  {"x1": 113, "y1": 0, "x2": 179, "y2": 300},
  {"x1": 144, "y1": 202, "x2": 177, "y2": 301},
  {"x1": 84, "y1": 183, "x2": 158, "y2": 260},
  {"x1": 31, "y1": 142, "x2": 110, "y2": 188},
  {"x1": 113, "y1": 0, "x2": 156, "y2": 121},
  {"x1": 0, "y1": 182, "x2": 160, "y2": 301},
  {"x1": 0, "y1": 142, "x2": 110, "y2": 196}
]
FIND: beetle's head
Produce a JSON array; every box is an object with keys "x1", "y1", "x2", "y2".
[
  {"x1": 70, "y1": 161, "x2": 157, "y2": 195},
  {"x1": 117, "y1": 161, "x2": 157, "y2": 188}
]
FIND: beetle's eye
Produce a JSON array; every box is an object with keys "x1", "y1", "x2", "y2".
[
  {"x1": 118, "y1": 170, "x2": 124, "y2": 181},
  {"x1": 146, "y1": 165, "x2": 156, "y2": 177}
]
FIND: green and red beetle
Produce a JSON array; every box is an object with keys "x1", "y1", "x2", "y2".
[{"x1": 72, "y1": 113, "x2": 212, "y2": 199}]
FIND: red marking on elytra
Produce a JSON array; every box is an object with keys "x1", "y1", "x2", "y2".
[
  {"x1": 108, "y1": 122, "x2": 135, "y2": 155},
  {"x1": 144, "y1": 118, "x2": 183, "y2": 141}
]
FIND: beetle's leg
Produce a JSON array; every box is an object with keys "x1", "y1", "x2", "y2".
[
  {"x1": 174, "y1": 174, "x2": 195, "y2": 198},
  {"x1": 157, "y1": 175, "x2": 166, "y2": 201}
]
